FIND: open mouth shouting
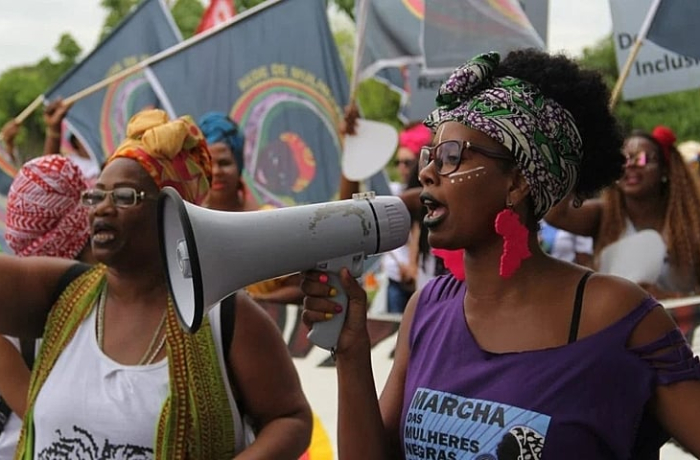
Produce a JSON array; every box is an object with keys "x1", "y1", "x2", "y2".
[
  {"x1": 421, "y1": 193, "x2": 447, "y2": 228},
  {"x1": 92, "y1": 221, "x2": 118, "y2": 246}
]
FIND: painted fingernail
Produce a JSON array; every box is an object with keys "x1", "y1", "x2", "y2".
[
  {"x1": 329, "y1": 288, "x2": 337, "y2": 297},
  {"x1": 319, "y1": 274, "x2": 329, "y2": 283},
  {"x1": 324, "y1": 312, "x2": 334, "y2": 320},
  {"x1": 335, "y1": 304, "x2": 343, "y2": 313}
]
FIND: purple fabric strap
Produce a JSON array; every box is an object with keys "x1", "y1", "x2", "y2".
[{"x1": 630, "y1": 328, "x2": 700, "y2": 385}]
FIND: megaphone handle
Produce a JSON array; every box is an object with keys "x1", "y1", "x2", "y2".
[
  {"x1": 307, "y1": 254, "x2": 364, "y2": 351},
  {"x1": 307, "y1": 271, "x2": 348, "y2": 351}
]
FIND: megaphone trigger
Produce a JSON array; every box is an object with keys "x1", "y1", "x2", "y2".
[{"x1": 307, "y1": 253, "x2": 364, "y2": 351}]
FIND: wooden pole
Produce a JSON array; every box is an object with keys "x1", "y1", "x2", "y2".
[
  {"x1": 13, "y1": 94, "x2": 45, "y2": 124},
  {"x1": 20, "y1": 0, "x2": 284, "y2": 111},
  {"x1": 339, "y1": 0, "x2": 372, "y2": 199},
  {"x1": 609, "y1": 0, "x2": 663, "y2": 109},
  {"x1": 348, "y1": 0, "x2": 370, "y2": 105}
]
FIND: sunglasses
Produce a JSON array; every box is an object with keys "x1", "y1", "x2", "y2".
[
  {"x1": 419, "y1": 140, "x2": 512, "y2": 176},
  {"x1": 624, "y1": 151, "x2": 658, "y2": 168},
  {"x1": 81, "y1": 187, "x2": 154, "y2": 208},
  {"x1": 394, "y1": 158, "x2": 417, "y2": 167}
]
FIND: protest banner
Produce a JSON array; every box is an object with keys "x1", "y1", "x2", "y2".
[
  {"x1": 45, "y1": 0, "x2": 181, "y2": 164},
  {"x1": 610, "y1": 0, "x2": 700, "y2": 103}
]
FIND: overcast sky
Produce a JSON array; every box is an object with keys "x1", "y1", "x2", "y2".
[{"x1": 0, "y1": 0, "x2": 613, "y2": 75}]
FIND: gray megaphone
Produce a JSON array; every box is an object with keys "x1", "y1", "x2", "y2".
[{"x1": 157, "y1": 187, "x2": 410, "y2": 350}]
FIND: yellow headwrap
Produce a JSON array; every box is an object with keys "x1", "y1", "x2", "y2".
[{"x1": 108, "y1": 109, "x2": 212, "y2": 204}]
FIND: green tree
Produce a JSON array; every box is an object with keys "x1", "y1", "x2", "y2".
[
  {"x1": 55, "y1": 34, "x2": 82, "y2": 67},
  {"x1": 172, "y1": 0, "x2": 205, "y2": 39},
  {"x1": 578, "y1": 35, "x2": 700, "y2": 141},
  {"x1": 332, "y1": 0, "x2": 355, "y2": 20},
  {"x1": 100, "y1": 0, "x2": 139, "y2": 40},
  {"x1": 235, "y1": 0, "x2": 354, "y2": 18},
  {"x1": 0, "y1": 33, "x2": 83, "y2": 160}
]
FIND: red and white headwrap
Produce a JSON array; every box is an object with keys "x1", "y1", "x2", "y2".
[{"x1": 6, "y1": 155, "x2": 89, "y2": 259}]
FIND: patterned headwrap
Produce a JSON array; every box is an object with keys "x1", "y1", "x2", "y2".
[
  {"x1": 198, "y1": 112, "x2": 245, "y2": 172},
  {"x1": 425, "y1": 52, "x2": 583, "y2": 220},
  {"x1": 6, "y1": 155, "x2": 89, "y2": 259},
  {"x1": 108, "y1": 109, "x2": 212, "y2": 205}
]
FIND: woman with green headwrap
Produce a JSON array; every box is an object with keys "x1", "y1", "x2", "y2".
[
  {"x1": 0, "y1": 109, "x2": 311, "y2": 459},
  {"x1": 301, "y1": 50, "x2": 700, "y2": 459}
]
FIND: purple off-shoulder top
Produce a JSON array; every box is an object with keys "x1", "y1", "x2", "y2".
[{"x1": 401, "y1": 275, "x2": 700, "y2": 460}]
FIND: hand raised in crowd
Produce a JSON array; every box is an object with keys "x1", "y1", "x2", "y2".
[
  {"x1": 43, "y1": 98, "x2": 72, "y2": 156},
  {"x1": 1, "y1": 120, "x2": 19, "y2": 144},
  {"x1": 340, "y1": 102, "x2": 359, "y2": 137},
  {"x1": 43, "y1": 98, "x2": 71, "y2": 137},
  {"x1": 1, "y1": 120, "x2": 20, "y2": 163}
]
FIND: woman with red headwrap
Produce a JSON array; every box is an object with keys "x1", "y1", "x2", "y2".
[
  {"x1": 0, "y1": 155, "x2": 94, "y2": 460},
  {"x1": 548, "y1": 125, "x2": 700, "y2": 299},
  {"x1": 0, "y1": 109, "x2": 311, "y2": 459}
]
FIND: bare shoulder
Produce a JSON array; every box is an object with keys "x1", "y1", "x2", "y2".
[
  {"x1": 578, "y1": 273, "x2": 651, "y2": 338},
  {"x1": 231, "y1": 291, "x2": 282, "y2": 337}
]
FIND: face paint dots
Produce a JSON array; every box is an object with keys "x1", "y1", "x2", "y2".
[{"x1": 448, "y1": 166, "x2": 486, "y2": 184}]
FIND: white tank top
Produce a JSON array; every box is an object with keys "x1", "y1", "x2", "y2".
[{"x1": 32, "y1": 303, "x2": 246, "y2": 458}]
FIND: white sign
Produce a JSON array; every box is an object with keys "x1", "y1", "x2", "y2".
[{"x1": 610, "y1": 0, "x2": 700, "y2": 101}]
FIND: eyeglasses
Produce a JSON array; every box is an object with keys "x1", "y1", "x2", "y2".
[
  {"x1": 394, "y1": 158, "x2": 416, "y2": 167},
  {"x1": 624, "y1": 151, "x2": 658, "y2": 168},
  {"x1": 81, "y1": 187, "x2": 153, "y2": 208},
  {"x1": 419, "y1": 140, "x2": 512, "y2": 176}
]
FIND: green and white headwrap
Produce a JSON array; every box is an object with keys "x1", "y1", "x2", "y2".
[{"x1": 425, "y1": 52, "x2": 583, "y2": 220}]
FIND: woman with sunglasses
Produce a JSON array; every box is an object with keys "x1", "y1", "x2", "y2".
[
  {"x1": 0, "y1": 109, "x2": 311, "y2": 459},
  {"x1": 382, "y1": 124, "x2": 433, "y2": 314},
  {"x1": 547, "y1": 126, "x2": 700, "y2": 299},
  {"x1": 300, "y1": 50, "x2": 700, "y2": 459}
]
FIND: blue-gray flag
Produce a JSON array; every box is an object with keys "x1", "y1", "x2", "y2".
[
  {"x1": 422, "y1": 0, "x2": 544, "y2": 69},
  {"x1": 647, "y1": 0, "x2": 700, "y2": 59},
  {"x1": 358, "y1": 0, "x2": 423, "y2": 81},
  {"x1": 45, "y1": 0, "x2": 181, "y2": 165},
  {"x1": 147, "y1": 0, "x2": 358, "y2": 207},
  {"x1": 359, "y1": 0, "x2": 546, "y2": 124},
  {"x1": 520, "y1": 0, "x2": 549, "y2": 46}
]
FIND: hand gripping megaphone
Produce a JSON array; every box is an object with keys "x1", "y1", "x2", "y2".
[{"x1": 157, "y1": 187, "x2": 411, "y2": 350}]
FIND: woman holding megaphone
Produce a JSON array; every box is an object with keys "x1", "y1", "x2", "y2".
[
  {"x1": 0, "y1": 109, "x2": 311, "y2": 459},
  {"x1": 301, "y1": 50, "x2": 700, "y2": 459}
]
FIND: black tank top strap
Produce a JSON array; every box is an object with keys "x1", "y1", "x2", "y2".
[{"x1": 568, "y1": 271, "x2": 594, "y2": 344}]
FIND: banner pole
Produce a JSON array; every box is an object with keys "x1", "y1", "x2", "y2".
[
  {"x1": 55, "y1": 0, "x2": 285, "y2": 106},
  {"x1": 349, "y1": 0, "x2": 370, "y2": 105},
  {"x1": 13, "y1": 94, "x2": 45, "y2": 124},
  {"x1": 609, "y1": 0, "x2": 662, "y2": 109}
]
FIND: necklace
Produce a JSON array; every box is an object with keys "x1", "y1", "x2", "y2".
[{"x1": 96, "y1": 287, "x2": 168, "y2": 365}]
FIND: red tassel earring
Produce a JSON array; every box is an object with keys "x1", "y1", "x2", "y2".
[{"x1": 494, "y1": 202, "x2": 531, "y2": 278}]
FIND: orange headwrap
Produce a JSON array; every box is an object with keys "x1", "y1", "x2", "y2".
[{"x1": 107, "y1": 109, "x2": 212, "y2": 204}]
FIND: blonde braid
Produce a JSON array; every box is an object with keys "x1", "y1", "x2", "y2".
[{"x1": 663, "y1": 149, "x2": 700, "y2": 287}]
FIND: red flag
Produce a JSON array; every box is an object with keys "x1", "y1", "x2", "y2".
[{"x1": 195, "y1": 0, "x2": 236, "y2": 34}]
